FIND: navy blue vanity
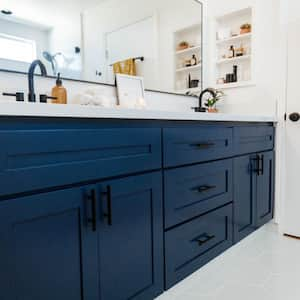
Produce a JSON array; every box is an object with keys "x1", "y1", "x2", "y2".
[{"x1": 0, "y1": 117, "x2": 274, "y2": 300}]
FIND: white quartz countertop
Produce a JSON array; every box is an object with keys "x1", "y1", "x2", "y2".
[{"x1": 0, "y1": 102, "x2": 277, "y2": 122}]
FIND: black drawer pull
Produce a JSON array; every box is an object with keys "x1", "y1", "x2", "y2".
[
  {"x1": 102, "y1": 186, "x2": 112, "y2": 226},
  {"x1": 87, "y1": 189, "x2": 97, "y2": 232},
  {"x1": 192, "y1": 142, "x2": 215, "y2": 149},
  {"x1": 196, "y1": 234, "x2": 215, "y2": 246},
  {"x1": 192, "y1": 185, "x2": 217, "y2": 193}
]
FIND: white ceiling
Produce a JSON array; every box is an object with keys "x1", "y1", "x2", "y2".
[{"x1": 1, "y1": 0, "x2": 105, "y2": 28}]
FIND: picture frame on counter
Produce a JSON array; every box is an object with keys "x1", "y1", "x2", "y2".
[{"x1": 116, "y1": 74, "x2": 145, "y2": 108}]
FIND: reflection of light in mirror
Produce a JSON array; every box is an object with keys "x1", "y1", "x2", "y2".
[{"x1": 0, "y1": 33, "x2": 36, "y2": 63}]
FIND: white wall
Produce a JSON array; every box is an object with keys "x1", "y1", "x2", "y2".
[{"x1": 205, "y1": 0, "x2": 282, "y2": 116}]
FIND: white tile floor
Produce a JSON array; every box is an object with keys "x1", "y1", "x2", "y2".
[{"x1": 156, "y1": 223, "x2": 300, "y2": 300}]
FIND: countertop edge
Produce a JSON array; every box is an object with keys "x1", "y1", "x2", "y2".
[{"x1": 0, "y1": 103, "x2": 277, "y2": 123}]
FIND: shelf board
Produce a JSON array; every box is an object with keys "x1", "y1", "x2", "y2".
[
  {"x1": 175, "y1": 45, "x2": 201, "y2": 55},
  {"x1": 176, "y1": 64, "x2": 201, "y2": 73},
  {"x1": 216, "y1": 33, "x2": 252, "y2": 45},
  {"x1": 215, "y1": 81, "x2": 255, "y2": 89},
  {"x1": 216, "y1": 55, "x2": 251, "y2": 65}
]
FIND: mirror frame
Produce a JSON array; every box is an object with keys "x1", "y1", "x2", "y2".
[{"x1": 0, "y1": 0, "x2": 203, "y2": 97}]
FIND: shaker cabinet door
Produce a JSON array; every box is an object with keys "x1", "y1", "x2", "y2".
[
  {"x1": 256, "y1": 151, "x2": 275, "y2": 227},
  {"x1": 97, "y1": 172, "x2": 164, "y2": 300},
  {"x1": 0, "y1": 187, "x2": 98, "y2": 300},
  {"x1": 233, "y1": 155, "x2": 256, "y2": 243}
]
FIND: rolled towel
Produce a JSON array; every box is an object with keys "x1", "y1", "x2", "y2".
[{"x1": 73, "y1": 93, "x2": 94, "y2": 105}]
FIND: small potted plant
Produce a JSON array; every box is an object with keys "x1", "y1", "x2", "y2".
[
  {"x1": 240, "y1": 23, "x2": 252, "y2": 34},
  {"x1": 205, "y1": 89, "x2": 224, "y2": 113}
]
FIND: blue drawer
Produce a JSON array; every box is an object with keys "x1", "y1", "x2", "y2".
[
  {"x1": 163, "y1": 126, "x2": 233, "y2": 167},
  {"x1": 165, "y1": 204, "x2": 233, "y2": 289},
  {"x1": 234, "y1": 126, "x2": 274, "y2": 155},
  {"x1": 164, "y1": 159, "x2": 233, "y2": 228},
  {"x1": 0, "y1": 128, "x2": 161, "y2": 196}
]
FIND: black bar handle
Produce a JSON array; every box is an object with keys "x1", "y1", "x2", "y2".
[
  {"x1": 87, "y1": 189, "x2": 97, "y2": 232},
  {"x1": 192, "y1": 185, "x2": 216, "y2": 193},
  {"x1": 103, "y1": 186, "x2": 112, "y2": 226},
  {"x1": 195, "y1": 234, "x2": 215, "y2": 246},
  {"x1": 251, "y1": 155, "x2": 260, "y2": 175},
  {"x1": 192, "y1": 142, "x2": 215, "y2": 149},
  {"x1": 259, "y1": 155, "x2": 264, "y2": 176}
]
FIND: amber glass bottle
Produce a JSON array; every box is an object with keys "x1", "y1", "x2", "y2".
[{"x1": 51, "y1": 73, "x2": 67, "y2": 104}]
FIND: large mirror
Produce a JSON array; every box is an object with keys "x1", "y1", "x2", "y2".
[{"x1": 0, "y1": 0, "x2": 203, "y2": 95}]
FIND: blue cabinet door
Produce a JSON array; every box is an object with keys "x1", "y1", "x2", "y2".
[
  {"x1": 0, "y1": 187, "x2": 99, "y2": 300},
  {"x1": 97, "y1": 172, "x2": 163, "y2": 300},
  {"x1": 256, "y1": 151, "x2": 275, "y2": 227},
  {"x1": 233, "y1": 155, "x2": 256, "y2": 243}
]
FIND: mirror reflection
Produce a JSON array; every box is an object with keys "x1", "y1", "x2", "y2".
[{"x1": 0, "y1": 0, "x2": 203, "y2": 95}]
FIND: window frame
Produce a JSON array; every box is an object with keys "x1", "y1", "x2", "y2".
[{"x1": 0, "y1": 33, "x2": 37, "y2": 63}]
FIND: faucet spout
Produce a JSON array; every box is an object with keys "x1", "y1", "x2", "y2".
[
  {"x1": 28, "y1": 60, "x2": 47, "y2": 102},
  {"x1": 192, "y1": 88, "x2": 217, "y2": 113}
]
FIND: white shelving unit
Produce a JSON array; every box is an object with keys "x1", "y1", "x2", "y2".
[
  {"x1": 215, "y1": 7, "x2": 253, "y2": 89},
  {"x1": 173, "y1": 24, "x2": 202, "y2": 93}
]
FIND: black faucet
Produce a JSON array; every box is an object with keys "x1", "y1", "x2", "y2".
[
  {"x1": 28, "y1": 60, "x2": 47, "y2": 102},
  {"x1": 192, "y1": 88, "x2": 217, "y2": 112}
]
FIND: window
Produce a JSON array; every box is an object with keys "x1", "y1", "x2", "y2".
[{"x1": 0, "y1": 33, "x2": 37, "y2": 63}]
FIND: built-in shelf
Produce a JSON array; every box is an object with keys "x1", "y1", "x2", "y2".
[
  {"x1": 216, "y1": 81, "x2": 254, "y2": 89},
  {"x1": 176, "y1": 64, "x2": 201, "y2": 73},
  {"x1": 216, "y1": 33, "x2": 252, "y2": 45},
  {"x1": 175, "y1": 45, "x2": 201, "y2": 55},
  {"x1": 174, "y1": 23, "x2": 202, "y2": 93},
  {"x1": 215, "y1": 7, "x2": 253, "y2": 89},
  {"x1": 216, "y1": 55, "x2": 251, "y2": 65}
]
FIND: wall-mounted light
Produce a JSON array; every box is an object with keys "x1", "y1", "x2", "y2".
[{"x1": 1, "y1": 10, "x2": 13, "y2": 15}]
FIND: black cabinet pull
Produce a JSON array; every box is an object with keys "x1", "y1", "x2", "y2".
[
  {"x1": 87, "y1": 189, "x2": 97, "y2": 232},
  {"x1": 251, "y1": 155, "x2": 260, "y2": 175},
  {"x1": 192, "y1": 185, "x2": 216, "y2": 193},
  {"x1": 192, "y1": 142, "x2": 215, "y2": 149},
  {"x1": 195, "y1": 234, "x2": 215, "y2": 246},
  {"x1": 251, "y1": 155, "x2": 264, "y2": 176},
  {"x1": 102, "y1": 186, "x2": 112, "y2": 226},
  {"x1": 259, "y1": 155, "x2": 264, "y2": 176}
]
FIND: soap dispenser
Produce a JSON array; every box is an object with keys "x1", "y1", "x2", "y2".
[{"x1": 51, "y1": 73, "x2": 67, "y2": 104}]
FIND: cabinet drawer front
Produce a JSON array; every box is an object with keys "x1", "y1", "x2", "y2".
[
  {"x1": 163, "y1": 127, "x2": 233, "y2": 167},
  {"x1": 165, "y1": 204, "x2": 233, "y2": 289},
  {"x1": 0, "y1": 128, "x2": 161, "y2": 196},
  {"x1": 164, "y1": 160, "x2": 233, "y2": 228},
  {"x1": 234, "y1": 126, "x2": 274, "y2": 155}
]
